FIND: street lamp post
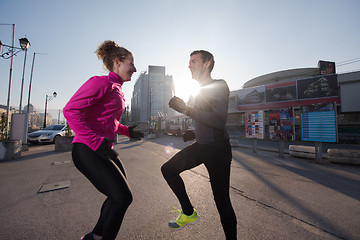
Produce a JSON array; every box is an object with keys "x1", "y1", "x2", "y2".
[
  {"x1": 1, "y1": 23, "x2": 31, "y2": 138},
  {"x1": 43, "y1": 92, "x2": 57, "y2": 128},
  {"x1": 2, "y1": 23, "x2": 15, "y2": 139},
  {"x1": 23, "y1": 53, "x2": 37, "y2": 147},
  {"x1": 149, "y1": 86, "x2": 152, "y2": 133},
  {"x1": 23, "y1": 53, "x2": 48, "y2": 147},
  {"x1": 18, "y1": 38, "x2": 31, "y2": 113}
]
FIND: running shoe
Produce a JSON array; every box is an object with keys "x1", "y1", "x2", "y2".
[
  {"x1": 80, "y1": 232, "x2": 93, "y2": 240},
  {"x1": 168, "y1": 207, "x2": 200, "y2": 230}
]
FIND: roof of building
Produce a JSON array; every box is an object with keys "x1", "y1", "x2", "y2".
[{"x1": 243, "y1": 68, "x2": 319, "y2": 89}]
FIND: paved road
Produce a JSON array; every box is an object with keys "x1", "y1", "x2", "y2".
[{"x1": 0, "y1": 135, "x2": 359, "y2": 239}]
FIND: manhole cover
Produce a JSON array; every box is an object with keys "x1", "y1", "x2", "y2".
[{"x1": 38, "y1": 180, "x2": 70, "y2": 194}]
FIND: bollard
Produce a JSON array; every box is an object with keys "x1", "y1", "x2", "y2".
[
  {"x1": 315, "y1": 142, "x2": 323, "y2": 164},
  {"x1": 252, "y1": 138, "x2": 257, "y2": 153},
  {"x1": 279, "y1": 139, "x2": 284, "y2": 158}
]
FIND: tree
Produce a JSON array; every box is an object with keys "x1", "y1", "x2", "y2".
[{"x1": 0, "y1": 112, "x2": 7, "y2": 141}]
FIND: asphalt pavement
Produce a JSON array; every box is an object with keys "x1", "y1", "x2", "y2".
[{"x1": 0, "y1": 135, "x2": 359, "y2": 240}]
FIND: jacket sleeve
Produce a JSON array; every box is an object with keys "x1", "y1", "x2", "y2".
[
  {"x1": 186, "y1": 80, "x2": 229, "y2": 130},
  {"x1": 117, "y1": 123, "x2": 130, "y2": 137},
  {"x1": 63, "y1": 77, "x2": 108, "y2": 151}
]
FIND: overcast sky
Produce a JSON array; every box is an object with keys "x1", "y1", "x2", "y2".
[{"x1": 1, "y1": 0, "x2": 359, "y2": 119}]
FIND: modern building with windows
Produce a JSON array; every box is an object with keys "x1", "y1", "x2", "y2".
[
  {"x1": 131, "y1": 65, "x2": 176, "y2": 131},
  {"x1": 227, "y1": 61, "x2": 360, "y2": 144}
]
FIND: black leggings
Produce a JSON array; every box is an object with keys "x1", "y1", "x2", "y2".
[
  {"x1": 72, "y1": 143, "x2": 132, "y2": 240},
  {"x1": 161, "y1": 141, "x2": 237, "y2": 239}
]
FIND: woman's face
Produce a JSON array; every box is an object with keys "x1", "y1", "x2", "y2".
[{"x1": 114, "y1": 54, "x2": 137, "y2": 82}]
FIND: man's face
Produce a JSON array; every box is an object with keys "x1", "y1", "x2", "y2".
[{"x1": 188, "y1": 53, "x2": 206, "y2": 80}]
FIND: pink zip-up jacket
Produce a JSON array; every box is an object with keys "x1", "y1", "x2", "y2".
[{"x1": 63, "y1": 72, "x2": 129, "y2": 151}]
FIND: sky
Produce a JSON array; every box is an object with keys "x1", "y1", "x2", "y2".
[{"x1": 1, "y1": 0, "x2": 360, "y2": 120}]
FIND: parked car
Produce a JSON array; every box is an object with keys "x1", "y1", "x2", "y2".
[{"x1": 28, "y1": 124, "x2": 70, "y2": 144}]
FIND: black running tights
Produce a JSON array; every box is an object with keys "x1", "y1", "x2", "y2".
[
  {"x1": 161, "y1": 141, "x2": 237, "y2": 239},
  {"x1": 72, "y1": 143, "x2": 132, "y2": 240}
]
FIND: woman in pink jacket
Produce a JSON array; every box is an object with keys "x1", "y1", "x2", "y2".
[{"x1": 63, "y1": 40, "x2": 144, "y2": 240}]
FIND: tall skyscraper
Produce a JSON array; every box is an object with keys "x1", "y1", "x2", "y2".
[{"x1": 131, "y1": 66, "x2": 176, "y2": 129}]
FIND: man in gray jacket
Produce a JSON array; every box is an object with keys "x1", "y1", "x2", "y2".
[{"x1": 161, "y1": 50, "x2": 237, "y2": 240}]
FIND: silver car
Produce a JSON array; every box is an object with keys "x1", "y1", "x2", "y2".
[{"x1": 28, "y1": 124, "x2": 69, "y2": 144}]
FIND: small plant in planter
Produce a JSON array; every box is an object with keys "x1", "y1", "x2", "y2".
[
  {"x1": 0, "y1": 112, "x2": 7, "y2": 142},
  {"x1": 55, "y1": 123, "x2": 74, "y2": 151},
  {"x1": 0, "y1": 113, "x2": 7, "y2": 160},
  {"x1": 0, "y1": 113, "x2": 21, "y2": 160},
  {"x1": 65, "y1": 123, "x2": 73, "y2": 137}
]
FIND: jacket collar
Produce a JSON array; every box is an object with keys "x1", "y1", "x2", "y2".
[{"x1": 109, "y1": 72, "x2": 124, "y2": 85}]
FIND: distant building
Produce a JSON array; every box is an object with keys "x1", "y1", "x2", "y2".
[
  {"x1": 0, "y1": 104, "x2": 18, "y2": 121},
  {"x1": 227, "y1": 63, "x2": 360, "y2": 144},
  {"x1": 22, "y1": 104, "x2": 41, "y2": 130},
  {"x1": 23, "y1": 103, "x2": 35, "y2": 113},
  {"x1": 131, "y1": 66, "x2": 176, "y2": 130}
]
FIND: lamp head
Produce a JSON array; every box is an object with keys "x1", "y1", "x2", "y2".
[
  {"x1": 53, "y1": 92, "x2": 57, "y2": 98},
  {"x1": 19, "y1": 38, "x2": 30, "y2": 50}
]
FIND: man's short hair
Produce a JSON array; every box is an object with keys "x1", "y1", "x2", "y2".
[{"x1": 190, "y1": 50, "x2": 215, "y2": 72}]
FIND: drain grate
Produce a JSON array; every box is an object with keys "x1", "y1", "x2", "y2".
[{"x1": 38, "y1": 180, "x2": 70, "y2": 194}]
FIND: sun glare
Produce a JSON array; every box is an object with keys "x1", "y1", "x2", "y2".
[
  {"x1": 174, "y1": 78, "x2": 200, "y2": 102},
  {"x1": 164, "y1": 143, "x2": 176, "y2": 155}
]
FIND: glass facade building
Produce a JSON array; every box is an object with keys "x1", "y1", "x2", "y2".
[{"x1": 131, "y1": 66, "x2": 176, "y2": 130}]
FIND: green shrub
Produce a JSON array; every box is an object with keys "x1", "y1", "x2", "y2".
[{"x1": 0, "y1": 112, "x2": 7, "y2": 141}]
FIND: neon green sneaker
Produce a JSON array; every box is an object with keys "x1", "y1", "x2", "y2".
[{"x1": 168, "y1": 207, "x2": 200, "y2": 230}]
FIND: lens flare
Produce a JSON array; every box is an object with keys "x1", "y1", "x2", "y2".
[{"x1": 164, "y1": 143, "x2": 175, "y2": 154}]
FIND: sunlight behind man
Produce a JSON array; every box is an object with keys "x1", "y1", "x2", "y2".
[{"x1": 174, "y1": 78, "x2": 200, "y2": 102}]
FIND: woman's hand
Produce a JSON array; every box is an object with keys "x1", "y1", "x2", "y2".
[{"x1": 129, "y1": 125, "x2": 144, "y2": 140}]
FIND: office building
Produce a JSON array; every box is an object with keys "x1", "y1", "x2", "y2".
[{"x1": 131, "y1": 65, "x2": 176, "y2": 130}]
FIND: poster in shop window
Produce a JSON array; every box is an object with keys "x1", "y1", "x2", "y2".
[
  {"x1": 269, "y1": 108, "x2": 294, "y2": 140},
  {"x1": 245, "y1": 111, "x2": 264, "y2": 139}
]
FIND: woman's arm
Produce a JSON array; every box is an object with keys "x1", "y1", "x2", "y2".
[{"x1": 63, "y1": 76, "x2": 109, "y2": 151}]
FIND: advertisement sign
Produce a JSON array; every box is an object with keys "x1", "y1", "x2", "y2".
[
  {"x1": 318, "y1": 60, "x2": 336, "y2": 75},
  {"x1": 269, "y1": 108, "x2": 294, "y2": 140},
  {"x1": 237, "y1": 76, "x2": 340, "y2": 111},
  {"x1": 297, "y1": 75, "x2": 338, "y2": 99},
  {"x1": 237, "y1": 86, "x2": 265, "y2": 105},
  {"x1": 301, "y1": 102, "x2": 337, "y2": 142},
  {"x1": 245, "y1": 111, "x2": 264, "y2": 139},
  {"x1": 266, "y1": 84, "x2": 296, "y2": 102}
]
